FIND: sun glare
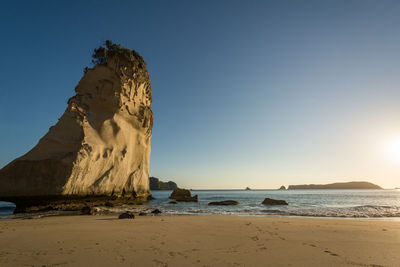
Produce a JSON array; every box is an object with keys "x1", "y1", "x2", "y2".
[{"x1": 385, "y1": 138, "x2": 400, "y2": 163}]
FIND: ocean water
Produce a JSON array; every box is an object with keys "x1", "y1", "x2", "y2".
[
  {"x1": 1, "y1": 189, "x2": 399, "y2": 218},
  {"x1": 148, "y1": 189, "x2": 400, "y2": 218},
  {"x1": 0, "y1": 201, "x2": 15, "y2": 217}
]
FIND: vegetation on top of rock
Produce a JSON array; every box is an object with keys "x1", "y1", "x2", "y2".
[
  {"x1": 86, "y1": 40, "x2": 151, "y2": 92},
  {"x1": 91, "y1": 40, "x2": 146, "y2": 68}
]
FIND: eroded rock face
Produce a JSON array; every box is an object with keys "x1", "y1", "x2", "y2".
[{"x1": 0, "y1": 43, "x2": 153, "y2": 200}]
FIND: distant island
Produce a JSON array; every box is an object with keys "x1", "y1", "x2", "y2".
[
  {"x1": 288, "y1": 181, "x2": 382, "y2": 190},
  {"x1": 149, "y1": 177, "x2": 178, "y2": 190}
]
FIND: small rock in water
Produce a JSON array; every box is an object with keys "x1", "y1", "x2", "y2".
[
  {"x1": 262, "y1": 198, "x2": 288, "y2": 205},
  {"x1": 139, "y1": 212, "x2": 147, "y2": 216},
  {"x1": 169, "y1": 188, "x2": 198, "y2": 202},
  {"x1": 118, "y1": 212, "x2": 135, "y2": 219},
  {"x1": 208, "y1": 200, "x2": 240, "y2": 206},
  {"x1": 151, "y1": 209, "x2": 162, "y2": 214}
]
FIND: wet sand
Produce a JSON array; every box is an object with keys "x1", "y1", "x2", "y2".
[{"x1": 0, "y1": 215, "x2": 399, "y2": 266}]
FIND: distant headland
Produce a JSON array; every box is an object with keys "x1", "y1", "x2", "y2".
[
  {"x1": 287, "y1": 181, "x2": 382, "y2": 190},
  {"x1": 149, "y1": 177, "x2": 177, "y2": 190}
]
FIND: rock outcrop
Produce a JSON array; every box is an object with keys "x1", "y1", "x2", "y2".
[
  {"x1": 0, "y1": 41, "x2": 153, "y2": 205},
  {"x1": 279, "y1": 186, "x2": 286, "y2": 190},
  {"x1": 149, "y1": 177, "x2": 178, "y2": 190},
  {"x1": 169, "y1": 188, "x2": 198, "y2": 202},
  {"x1": 262, "y1": 198, "x2": 288, "y2": 205},
  {"x1": 208, "y1": 200, "x2": 240, "y2": 206}
]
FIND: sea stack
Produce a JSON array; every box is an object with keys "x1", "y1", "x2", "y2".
[{"x1": 0, "y1": 41, "x2": 153, "y2": 201}]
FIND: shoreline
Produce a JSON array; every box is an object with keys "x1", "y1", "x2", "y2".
[
  {"x1": 1, "y1": 215, "x2": 399, "y2": 266},
  {"x1": 2, "y1": 213, "x2": 400, "y2": 222},
  {"x1": 2, "y1": 209, "x2": 400, "y2": 221}
]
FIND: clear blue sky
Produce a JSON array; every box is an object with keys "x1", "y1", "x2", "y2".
[{"x1": 1, "y1": 0, "x2": 399, "y2": 189}]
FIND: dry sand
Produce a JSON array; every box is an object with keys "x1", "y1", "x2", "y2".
[{"x1": 0, "y1": 215, "x2": 399, "y2": 266}]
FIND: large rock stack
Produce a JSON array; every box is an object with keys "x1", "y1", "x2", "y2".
[{"x1": 0, "y1": 41, "x2": 153, "y2": 210}]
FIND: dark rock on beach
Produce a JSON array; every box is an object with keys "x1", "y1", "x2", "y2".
[
  {"x1": 80, "y1": 206, "x2": 94, "y2": 215},
  {"x1": 118, "y1": 212, "x2": 135, "y2": 219},
  {"x1": 208, "y1": 200, "x2": 240, "y2": 206},
  {"x1": 139, "y1": 212, "x2": 147, "y2": 216},
  {"x1": 151, "y1": 209, "x2": 162, "y2": 214},
  {"x1": 169, "y1": 188, "x2": 198, "y2": 202},
  {"x1": 262, "y1": 198, "x2": 288, "y2": 205}
]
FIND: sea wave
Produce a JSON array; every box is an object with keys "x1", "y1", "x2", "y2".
[
  {"x1": 266, "y1": 205, "x2": 400, "y2": 218},
  {"x1": 148, "y1": 205, "x2": 400, "y2": 218}
]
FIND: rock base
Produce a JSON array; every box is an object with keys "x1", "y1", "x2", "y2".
[{"x1": 0, "y1": 195, "x2": 150, "y2": 213}]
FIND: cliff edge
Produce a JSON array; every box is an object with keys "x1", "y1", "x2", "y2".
[{"x1": 0, "y1": 41, "x2": 153, "y2": 201}]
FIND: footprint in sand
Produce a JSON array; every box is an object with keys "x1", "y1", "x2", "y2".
[
  {"x1": 303, "y1": 242, "x2": 316, "y2": 248},
  {"x1": 251, "y1": 236, "x2": 259, "y2": 241},
  {"x1": 324, "y1": 250, "x2": 339, "y2": 257},
  {"x1": 152, "y1": 259, "x2": 168, "y2": 267}
]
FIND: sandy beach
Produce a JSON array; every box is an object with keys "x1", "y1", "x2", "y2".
[{"x1": 0, "y1": 215, "x2": 399, "y2": 267}]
